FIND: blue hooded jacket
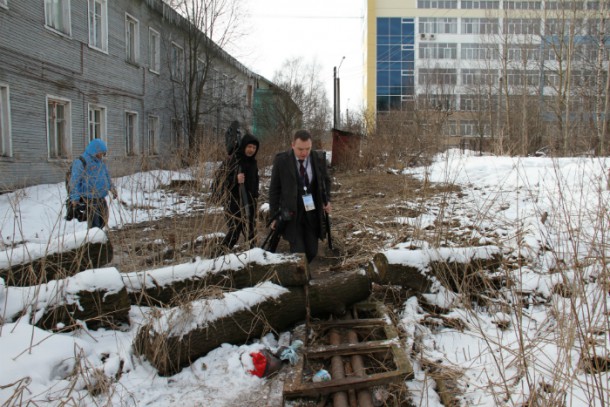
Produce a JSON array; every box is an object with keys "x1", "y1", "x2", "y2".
[{"x1": 69, "y1": 139, "x2": 114, "y2": 202}]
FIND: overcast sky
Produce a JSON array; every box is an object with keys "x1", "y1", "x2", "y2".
[{"x1": 231, "y1": 0, "x2": 366, "y2": 114}]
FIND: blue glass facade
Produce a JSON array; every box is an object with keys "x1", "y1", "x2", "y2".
[{"x1": 376, "y1": 17, "x2": 415, "y2": 112}]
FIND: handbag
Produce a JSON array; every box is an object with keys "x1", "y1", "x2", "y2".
[{"x1": 65, "y1": 198, "x2": 87, "y2": 222}]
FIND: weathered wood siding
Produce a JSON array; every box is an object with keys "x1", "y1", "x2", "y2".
[{"x1": 0, "y1": 0, "x2": 258, "y2": 190}]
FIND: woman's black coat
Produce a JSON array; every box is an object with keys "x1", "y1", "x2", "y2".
[{"x1": 214, "y1": 133, "x2": 260, "y2": 211}]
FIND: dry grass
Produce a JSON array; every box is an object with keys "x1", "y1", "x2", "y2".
[{"x1": 5, "y1": 138, "x2": 609, "y2": 406}]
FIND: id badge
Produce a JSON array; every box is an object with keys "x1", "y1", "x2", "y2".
[{"x1": 302, "y1": 194, "x2": 316, "y2": 211}]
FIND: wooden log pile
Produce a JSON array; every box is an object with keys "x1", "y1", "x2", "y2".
[
  {"x1": 1, "y1": 237, "x2": 507, "y2": 379},
  {"x1": 133, "y1": 267, "x2": 372, "y2": 376}
]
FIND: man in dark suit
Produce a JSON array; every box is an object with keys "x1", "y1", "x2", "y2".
[{"x1": 268, "y1": 130, "x2": 331, "y2": 263}]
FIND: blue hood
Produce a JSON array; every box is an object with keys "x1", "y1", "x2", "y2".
[
  {"x1": 69, "y1": 138, "x2": 113, "y2": 201},
  {"x1": 85, "y1": 139, "x2": 108, "y2": 157}
]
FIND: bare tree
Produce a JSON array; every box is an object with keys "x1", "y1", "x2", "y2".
[
  {"x1": 415, "y1": 63, "x2": 457, "y2": 154},
  {"x1": 272, "y1": 57, "x2": 332, "y2": 140},
  {"x1": 587, "y1": 3, "x2": 610, "y2": 154},
  {"x1": 165, "y1": 0, "x2": 248, "y2": 157}
]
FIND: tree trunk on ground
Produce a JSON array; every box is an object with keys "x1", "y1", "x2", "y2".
[
  {"x1": 0, "y1": 241, "x2": 113, "y2": 287},
  {"x1": 8, "y1": 268, "x2": 131, "y2": 332},
  {"x1": 134, "y1": 269, "x2": 371, "y2": 376},
  {"x1": 367, "y1": 252, "x2": 433, "y2": 292},
  {"x1": 367, "y1": 246, "x2": 503, "y2": 294},
  {"x1": 123, "y1": 252, "x2": 309, "y2": 306},
  {"x1": 36, "y1": 286, "x2": 130, "y2": 331}
]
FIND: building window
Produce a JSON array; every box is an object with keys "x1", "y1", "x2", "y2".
[
  {"x1": 221, "y1": 74, "x2": 229, "y2": 101},
  {"x1": 503, "y1": 1, "x2": 541, "y2": 9},
  {"x1": 447, "y1": 120, "x2": 458, "y2": 136},
  {"x1": 211, "y1": 69, "x2": 220, "y2": 99},
  {"x1": 506, "y1": 70, "x2": 540, "y2": 87},
  {"x1": 418, "y1": 68, "x2": 457, "y2": 86},
  {"x1": 587, "y1": 1, "x2": 600, "y2": 9},
  {"x1": 171, "y1": 42, "x2": 184, "y2": 81},
  {"x1": 247, "y1": 84, "x2": 253, "y2": 107},
  {"x1": 88, "y1": 104, "x2": 106, "y2": 142},
  {"x1": 462, "y1": 70, "x2": 476, "y2": 86},
  {"x1": 417, "y1": 0, "x2": 458, "y2": 8},
  {"x1": 545, "y1": 18, "x2": 584, "y2": 36},
  {"x1": 419, "y1": 43, "x2": 458, "y2": 59},
  {"x1": 171, "y1": 118, "x2": 183, "y2": 151},
  {"x1": 196, "y1": 58, "x2": 206, "y2": 87},
  {"x1": 419, "y1": 17, "x2": 458, "y2": 34},
  {"x1": 461, "y1": 69, "x2": 498, "y2": 86},
  {"x1": 461, "y1": 18, "x2": 499, "y2": 35},
  {"x1": 461, "y1": 96, "x2": 476, "y2": 111},
  {"x1": 461, "y1": 0, "x2": 499, "y2": 9},
  {"x1": 461, "y1": 43, "x2": 498, "y2": 60},
  {"x1": 507, "y1": 45, "x2": 540, "y2": 62},
  {"x1": 460, "y1": 95, "x2": 491, "y2": 111},
  {"x1": 149, "y1": 28, "x2": 160, "y2": 73},
  {"x1": 125, "y1": 14, "x2": 139, "y2": 64},
  {"x1": 504, "y1": 18, "x2": 540, "y2": 35},
  {"x1": 147, "y1": 115, "x2": 158, "y2": 155},
  {"x1": 425, "y1": 94, "x2": 455, "y2": 110},
  {"x1": 377, "y1": 17, "x2": 416, "y2": 112},
  {"x1": 44, "y1": 0, "x2": 71, "y2": 35},
  {"x1": 88, "y1": 0, "x2": 107, "y2": 51},
  {"x1": 0, "y1": 85, "x2": 11, "y2": 157},
  {"x1": 47, "y1": 97, "x2": 71, "y2": 159},
  {"x1": 460, "y1": 120, "x2": 477, "y2": 136},
  {"x1": 125, "y1": 111, "x2": 138, "y2": 156}
]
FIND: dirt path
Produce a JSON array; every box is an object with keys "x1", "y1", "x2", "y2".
[{"x1": 105, "y1": 169, "x2": 429, "y2": 276}]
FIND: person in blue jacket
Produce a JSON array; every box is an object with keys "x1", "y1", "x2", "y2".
[{"x1": 69, "y1": 139, "x2": 117, "y2": 229}]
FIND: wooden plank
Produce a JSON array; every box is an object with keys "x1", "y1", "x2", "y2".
[
  {"x1": 390, "y1": 344, "x2": 414, "y2": 380},
  {"x1": 282, "y1": 348, "x2": 306, "y2": 395},
  {"x1": 283, "y1": 369, "x2": 408, "y2": 398},
  {"x1": 305, "y1": 340, "x2": 400, "y2": 359},
  {"x1": 310, "y1": 318, "x2": 387, "y2": 329}
]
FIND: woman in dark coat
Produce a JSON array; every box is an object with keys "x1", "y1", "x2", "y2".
[{"x1": 215, "y1": 132, "x2": 260, "y2": 250}]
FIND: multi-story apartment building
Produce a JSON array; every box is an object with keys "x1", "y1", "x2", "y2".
[
  {"x1": 365, "y1": 0, "x2": 609, "y2": 154},
  {"x1": 0, "y1": 0, "x2": 283, "y2": 190}
]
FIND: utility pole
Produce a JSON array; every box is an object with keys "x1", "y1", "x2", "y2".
[
  {"x1": 333, "y1": 66, "x2": 337, "y2": 129},
  {"x1": 333, "y1": 56, "x2": 345, "y2": 129}
]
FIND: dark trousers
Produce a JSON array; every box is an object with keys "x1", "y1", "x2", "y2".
[
  {"x1": 85, "y1": 198, "x2": 108, "y2": 229},
  {"x1": 290, "y1": 208, "x2": 319, "y2": 263},
  {"x1": 221, "y1": 198, "x2": 256, "y2": 249}
]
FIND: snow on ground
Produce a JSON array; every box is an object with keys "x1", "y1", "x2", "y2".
[{"x1": 1, "y1": 150, "x2": 609, "y2": 406}]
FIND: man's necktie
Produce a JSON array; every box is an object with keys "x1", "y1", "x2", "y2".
[{"x1": 298, "y1": 159, "x2": 309, "y2": 187}]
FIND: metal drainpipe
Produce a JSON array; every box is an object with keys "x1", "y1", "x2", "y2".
[
  {"x1": 347, "y1": 329, "x2": 375, "y2": 407},
  {"x1": 329, "y1": 328, "x2": 349, "y2": 407}
]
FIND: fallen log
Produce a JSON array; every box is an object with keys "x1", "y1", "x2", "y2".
[
  {"x1": 367, "y1": 244, "x2": 503, "y2": 293},
  {"x1": 0, "y1": 229, "x2": 113, "y2": 287},
  {"x1": 122, "y1": 248, "x2": 309, "y2": 306},
  {"x1": 134, "y1": 268, "x2": 372, "y2": 376},
  {"x1": 3, "y1": 267, "x2": 130, "y2": 331}
]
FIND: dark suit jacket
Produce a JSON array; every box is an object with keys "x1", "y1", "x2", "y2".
[{"x1": 269, "y1": 149, "x2": 331, "y2": 243}]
